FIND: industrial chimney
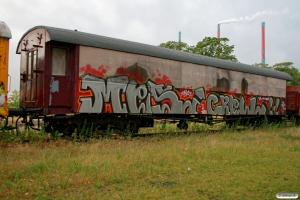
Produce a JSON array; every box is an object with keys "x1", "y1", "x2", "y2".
[
  {"x1": 178, "y1": 31, "x2": 181, "y2": 50},
  {"x1": 261, "y1": 22, "x2": 265, "y2": 64}
]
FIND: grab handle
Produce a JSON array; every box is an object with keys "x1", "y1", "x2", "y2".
[{"x1": 8, "y1": 74, "x2": 11, "y2": 92}]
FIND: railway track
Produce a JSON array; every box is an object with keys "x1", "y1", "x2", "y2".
[{"x1": 1, "y1": 114, "x2": 297, "y2": 141}]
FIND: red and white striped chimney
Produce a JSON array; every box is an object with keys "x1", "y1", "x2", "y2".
[{"x1": 261, "y1": 22, "x2": 265, "y2": 64}]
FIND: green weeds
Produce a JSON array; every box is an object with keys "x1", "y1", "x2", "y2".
[
  {"x1": 123, "y1": 124, "x2": 133, "y2": 138},
  {"x1": 105, "y1": 124, "x2": 113, "y2": 139},
  {"x1": 0, "y1": 116, "x2": 299, "y2": 143}
]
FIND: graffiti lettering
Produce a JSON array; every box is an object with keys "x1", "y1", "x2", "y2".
[
  {"x1": 207, "y1": 94, "x2": 267, "y2": 115},
  {"x1": 77, "y1": 74, "x2": 285, "y2": 116},
  {"x1": 78, "y1": 75, "x2": 206, "y2": 114}
]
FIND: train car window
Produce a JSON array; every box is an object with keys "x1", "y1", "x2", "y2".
[
  {"x1": 26, "y1": 49, "x2": 37, "y2": 79},
  {"x1": 52, "y1": 48, "x2": 66, "y2": 76},
  {"x1": 21, "y1": 52, "x2": 26, "y2": 73},
  {"x1": 27, "y1": 51, "x2": 32, "y2": 79}
]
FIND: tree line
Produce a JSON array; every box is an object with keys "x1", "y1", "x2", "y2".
[{"x1": 159, "y1": 37, "x2": 299, "y2": 85}]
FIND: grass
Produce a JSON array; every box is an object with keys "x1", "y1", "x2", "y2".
[{"x1": 0, "y1": 121, "x2": 299, "y2": 199}]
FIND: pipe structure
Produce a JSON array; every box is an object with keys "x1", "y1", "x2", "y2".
[
  {"x1": 261, "y1": 22, "x2": 265, "y2": 65},
  {"x1": 178, "y1": 31, "x2": 181, "y2": 50},
  {"x1": 217, "y1": 24, "x2": 221, "y2": 55}
]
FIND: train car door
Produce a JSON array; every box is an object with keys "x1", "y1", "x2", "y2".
[
  {"x1": 48, "y1": 46, "x2": 71, "y2": 112},
  {"x1": 24, "y1": 48, "x2": 38, "y2": 104}
]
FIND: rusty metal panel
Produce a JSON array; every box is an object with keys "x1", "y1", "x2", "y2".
[
  {"x1": 80, "y1": 46, "x2": 286, "y2": 96},
  {"x1": 228, "y1": 71, "x2": 242, "y2": 93},
  {"x1": 286, "y1": 86, "x2": 300, "y2": 112},
  {"x1": 267, "y1": 77, "x2": 286, "y2": 97},
  {"x1": 286, "y1": 85, "x2": 300, "y2": 92},
  {"x1": 19, "y1": 52, "x2": 26, "y2": 106},
  {"x1": 286, "y1": 92, "x2": 297, "y2": 111},
  {"x1": 182, "y1": 63, "x2": 286, "y2": 97},
  {"x1": 79, "y1": 46, "x2": 181, "y2": 86},
  {"x1": 48, "y1": 47, "x2": 69, "y2": 107},
  {"x1": 0, "y1": 38, "x2": 9, "y2": 116},
  {"x1": 205, "y1": 67, "x2": 231, "y2": 92},
  {"x1": 17, "y1": 28, "x2": 49, "y2": 53},
  {"x1": 245, "y1": 74, "x2": 268, "y2": 96},
  {"x1": 181, "y1": 63, "x2": 205, "y2": 88},
  {"x1": 49, "y1": 76, "x2": 69, "y2": 107},
  {"x1": 76, "y1": 46, "x2": 287, "y2": 116},
  {"x1": 43, "y1": 43, "x2": 76, "y2": 115}
]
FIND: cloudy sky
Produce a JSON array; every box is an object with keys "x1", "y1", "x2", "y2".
[{"x1": 1, "y1": 0, "x2": 299, "y2": 91}]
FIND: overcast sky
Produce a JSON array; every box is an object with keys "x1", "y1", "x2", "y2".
[{"x1": 1, "y1": 0, "x2": 299, "y2": 91}]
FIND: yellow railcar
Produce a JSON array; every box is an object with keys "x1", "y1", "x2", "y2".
[{"x1": 0, "y1": 21, "x2": 11, "y2": 117}]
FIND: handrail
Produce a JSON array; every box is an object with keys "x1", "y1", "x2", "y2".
[{"x1": 8, "y1": 74, "x2": 11, "y2": 92}]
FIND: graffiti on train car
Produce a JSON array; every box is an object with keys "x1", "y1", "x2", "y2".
[
  {"x1": 0, "y1": 81, "x2": 7, "y2": 115},
  {"x1": 76, "y1": 63, "x2": 286, "y2": 115}
]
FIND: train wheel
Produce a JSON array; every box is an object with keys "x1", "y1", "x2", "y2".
[
  {"x1": 44, "y1": 122, "x2": 53, "y2": 133},
  {"x1": 0, "y1": 116, "x2": 8, "y2": 130},
  {"x1": 15, "y1": 116, "x2": 28, "y2": 135},
  {"x1": 62, "y1": 124, "x2": 75, "y2": 139},
  {"x1": 28, "y1": 115, "x2": 41, "y2": 131},
  {"x1": 177, "y1": 120, "x2": 188, "y2": 131},
  {"x1": 183, "y1": 123, "x2": 188, "y2": 130},
  {"x1": 124, "y1": 123, "x2": 139, "y2": 136}
]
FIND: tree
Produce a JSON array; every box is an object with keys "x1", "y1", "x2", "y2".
[
  {"x1": 159, "y1": 41, "x2": 190, "y2": 52},
  {"x1": 254, "y1": 62, "x2": 300, "y2": 85},
  {"x1": 190, "y1": 37, "x2": 238, "y2": 62},
  {"x1": 273, "y1": 62, "x2": 300, "y2": 85},
  {"x1": 253, "y1": 63, "x2": 272, "y2": 69},
  {"x1": 8, "y1": 90, "x2": 20, "y2": 108},
  {"x1": 159, "y1": 37, "x2": 238, "y2": 62}
]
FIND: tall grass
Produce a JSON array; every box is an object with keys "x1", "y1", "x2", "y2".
[{"x1": 0, "y1": 119, "x2": 299, "y2": 199}]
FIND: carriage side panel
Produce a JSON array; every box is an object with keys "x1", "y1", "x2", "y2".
[{"x1": 76, "y1": 46, "x2": 286, "y2": 116}]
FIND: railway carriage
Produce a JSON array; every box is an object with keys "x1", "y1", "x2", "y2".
[
  {"x1": 2, "y1": 23, "x2": 295, "y2": 134},
  {"x1": 0, "y1": 21, "x2": 12, "y2": 117},
  {"x1": 286, "y1": 86, "x2": 300, "y2": 119}
]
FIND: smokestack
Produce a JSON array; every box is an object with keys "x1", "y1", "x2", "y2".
[
  {"x1": 261, "y1": 22, "x2": 265, "y2": 64},
  {"x1": 217, "y1": 24, "x2": 220, "y2": 38},
  {"x1": 178, "y1": 31, "x2": 181, "y2": 50}
]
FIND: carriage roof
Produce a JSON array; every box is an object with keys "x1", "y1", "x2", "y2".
[{"x1": 17, "y1": 25, "x2": 292, "y2": 81}]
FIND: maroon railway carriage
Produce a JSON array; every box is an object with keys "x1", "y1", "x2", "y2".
[
  {"x1": 286, "y1": 86, "x2": 300, "y2": 118},
  {"x1": 15, "y1": 25, "x2": 292, "y2": 134}
]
